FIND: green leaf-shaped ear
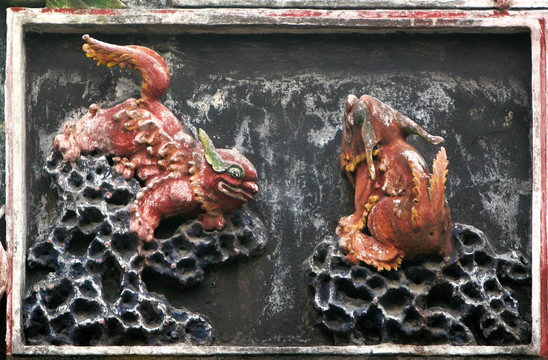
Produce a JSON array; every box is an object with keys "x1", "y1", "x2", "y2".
[{"x1": 198, "y1": 129, "x2": 229, "y2": 173}]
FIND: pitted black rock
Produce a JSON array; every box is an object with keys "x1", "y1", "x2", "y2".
[
  {"x1": 308, "y1": 224, "x2": 531, "y2": 345},
  {"x1": 24, "y1": 152, "x2": 266, "y2": 346}
]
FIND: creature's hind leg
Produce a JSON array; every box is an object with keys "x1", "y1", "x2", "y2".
[{"x1": 339, "y1": 231, "x2": 401, "y2": 271}]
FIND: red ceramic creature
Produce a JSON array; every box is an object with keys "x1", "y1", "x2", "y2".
[
  {"x1": 337, "y1": 95, "x2": 452, "y2": 271},
  {"x1": 54, "y1": 35, "x2": 259, "y2": 243}
]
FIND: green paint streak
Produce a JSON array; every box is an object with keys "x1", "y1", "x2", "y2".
[{"x1": 46, "y1": 0, "x2": 127, "y2": 9}]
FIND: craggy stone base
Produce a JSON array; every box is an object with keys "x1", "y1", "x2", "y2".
[
  {"x1": 24, "y1": 152, "x2": 266, "y2": 346},
  {"x1": 308, "y1": 224, "x2": 531, "y2": 345}
]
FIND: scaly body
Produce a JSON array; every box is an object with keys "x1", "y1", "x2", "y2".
[
  {"x1": 54, "y1": 35, "x2": 259, "y2": 243},
  {"x1": 337, "y1": 95, "x2": 452, "y2": 271}
]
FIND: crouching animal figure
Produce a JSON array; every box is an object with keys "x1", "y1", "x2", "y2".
[
  {"x1": 54, "y1": 35, "x2": 259, "y2": 243},
  {"x1": 337, "y1": 95, "x2": 452, "y2": 271}
]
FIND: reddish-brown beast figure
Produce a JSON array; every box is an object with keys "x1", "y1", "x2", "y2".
[
  {"x1": 337, "y1": 95, "x2": 452, "y2": 271},
  {"x1": 54, "y1": 35, "x2": 259, "y2": 243}
]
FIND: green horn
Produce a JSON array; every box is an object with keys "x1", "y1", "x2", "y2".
[{"x1": 198, "y1": 128, "x2": 229, "y2": 173}]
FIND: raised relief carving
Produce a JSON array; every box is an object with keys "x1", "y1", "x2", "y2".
[
  {"x1": 24, "y1": 36, "x2": 265, "y2": 346},
  {"x1": 336, "y1": 95, "x2": 452, "y2": 271}
]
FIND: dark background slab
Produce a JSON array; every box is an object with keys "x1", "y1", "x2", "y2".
[{"x1": 23, "y1": 31, "x2": 531, "y2": 346}]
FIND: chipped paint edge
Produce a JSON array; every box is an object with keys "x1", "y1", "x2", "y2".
[
  {"x1": 4, "y1": 8, "x2": 546, "y2": 358},
  {"x1": 172, "y1": 0, "x2": 548, "y2": 9}
]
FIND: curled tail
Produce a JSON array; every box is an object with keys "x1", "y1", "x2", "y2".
[
  {"x1": 410, "y1": 147, "x2": 449, "y2": 228},
  {"x1": 428, "y1": 147, "x2": 449, "y2": 213},
  {"x1": 82, "y1": 35, "x2": 170, "y2": 101}
]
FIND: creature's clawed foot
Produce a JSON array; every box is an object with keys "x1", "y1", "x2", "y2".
[
  {"x1": 338, "y1": 231, "x2": 404, "y2": 271},
  {"x1": 199, "y1": 212, "x2": 226, "y2": 231},
  {"x1": 113, "y1": 157, "x2": 135, "y2": 179},
  {"x1": 130, "y1": 214, "x2": 156, "y2": 243},
  {"x1": 337, "y1": 213, "x2": 365, "y2": 236}
]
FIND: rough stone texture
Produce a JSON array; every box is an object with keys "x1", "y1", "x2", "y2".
[
  {"x1": 23, "y1": 152, "x2": 266, "y2": 345},
  {"x1": 123, "y1": 0, "x2": 172, "y2": 8},
  {"x1": 308, "y1": 224, "x2": 531, "y2": 345},
  {"x1": 24, "y1": 32, "x2": 531, "y2": 346}
]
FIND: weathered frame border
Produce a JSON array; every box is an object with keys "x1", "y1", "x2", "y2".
[{"x1": 5, "y1": 7, "x2": 547, "y2": 358}]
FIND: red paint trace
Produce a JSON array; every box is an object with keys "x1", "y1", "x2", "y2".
[
  {"x1": 538, "y1": 18, "x2": 548, "y2": 360},
  {"x1": 53, "y1": 35, "x2": 258, "y2": 244},
  {"x1": 5, "y1": 6, "x2": 548, "y2": 357}
]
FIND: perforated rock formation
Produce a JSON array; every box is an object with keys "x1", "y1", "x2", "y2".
[
  {"x1": 24, "y1": 152, "x2": 266, "y2": 346},
  {"x1": 308, "y1": 224, "x2": 531, "y2": 345}
]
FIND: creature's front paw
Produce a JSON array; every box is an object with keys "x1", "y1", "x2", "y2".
[
  {"x1": 54, "y1": 133, "x2": 81, "y2": 162},
  {"x1": 337, "y1": 214, "x2": 365, "y2": 235},
  {"x1": 199, "y1": 212, "x2": 225, "y2": 231},
  {"x1": 113, "y1": 157, "x2": 135, "y2": 179},
  {"x1": 129, "y1": 215, "x2": 156, "y2": 243}
]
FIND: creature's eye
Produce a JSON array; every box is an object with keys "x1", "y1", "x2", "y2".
[{"x1": 227, "y1": 165, "x2": 244, "y2": 179}]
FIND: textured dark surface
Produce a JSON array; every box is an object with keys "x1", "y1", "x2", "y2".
[
  {"x1": 23, "y1": 32, "x2": 531, "y2": 346},
  {"x1": 23, "y1": 152, "x2": 266, "y2": 345},
  {"x1": 308, "y1": 224, "x2": 531, "y2": 346}
]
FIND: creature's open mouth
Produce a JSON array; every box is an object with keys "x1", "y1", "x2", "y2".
[{"x1": 218, "y1": 181, "x2": 258, "y2": 202}]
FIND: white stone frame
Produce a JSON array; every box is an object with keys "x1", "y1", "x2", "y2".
[{"x1": 5, "y1": 7, "x2": 548, "y2": 358}]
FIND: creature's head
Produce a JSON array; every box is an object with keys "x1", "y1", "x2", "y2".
[
  {"x1": 343, "y1": 94, "x2": 444, "y2": 181},
  {"x1": 198, "y1": 129, "x2": 259, "y2": 212}
]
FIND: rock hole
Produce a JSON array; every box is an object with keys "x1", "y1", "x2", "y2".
[
  {"x1": 154, "y1": 216, "x2": 186, "y2": 239},
  {"x1": 106, "y1": 189, "x2": 133, "y2": 206},
  {"x1": 79, "y1": 280, "x2": 98, "y2": 297},
  {"x1": 475, "y1": 251, "x2": 493, "y2": 268},
  {"x1": 195, "y1": 242, "x2": 221, "y2": 263},
  {"x1": 219, "y1": 234, "x2": 236, "y2": 251},
  {"x1": 461, "y1": 282, "x2": 482, "y2": 300},
  {"x1": 83, "y1": 186, "x2": 102, "y2": 201},
  {"x1": 177, "y1": 257, "x2": 197, "y2": 271},
  {"x1": 121, "y1": 311, "x2": 139, "y2": 325},
  {"x1": 501, "y1": 310, "x2": 518, "y2": 328},
  {"x1": 51, "y1": 313, "x2": 74, "y2": 336},
  {"x1": 72, "y1": 298, "x2": 101, "y2": 320},
  {"x1": 460, "y1": 254, "x2": 474, "y2": 271},
  {"x1": 186, "y1": 319, "x2": 211, "y2": 344},
  {"x1": 442, "y1": 263, "x2": 466, "y2": 281},
  {"x1": 138, "y1": 301, "x2": 164, "y2": 328},
  {"x1": 45, "y1": 279, "x2": 73, "y2": 309},
  {"x1": 238, "y1": 229, "x2": 254, "y2": 246},
  {"x1": 323, "y1": 304, "x2": 351, "y2": 331},
  {"x1": 61, "y1": 210, "x2": 77, "y2": 223},
  {"x1": 483, "y1": 278, "x2": 501, "y2": 295},
  {"x1": 354, "y1": 306, "x2": 383, "y2": 344},
  {"x1": 336, "y1": 278, "x2": 373, "y2": 302},
  {"x1": 25, "y1": 308, "x2": 50, "y2": 343},
  {"x1": 366, "y1": 275, "x2": 386, "y2": 290},
  {"x1": 111, "y1": 233, "x2": 139, "y2": 255},
  {"x1": 426, "y1": 282, "x2": 457, "y2": 310},
  {"x1": 403, "y1": 307, "x2": 423, "y2": 329},
  {"x1": 427, "y1": 313, "x2": 448, "y2": 329},
  {"x1": 379, "y1": 287, "x2": 412, "y2": 312},
  {"x1": 89, "y1": 239, "x2": 106, "y2": 257},
  {"x1": 78, "y1": 207, "x2": 105, "y2": 226},
  {"x1": 66, "y1": 230, "x2": 95, "y2": 257},
  {"x1": 313, "y1": 244, "x2": 329, "y2": 266},
  {"x1": 68, "y1": 172, "x2": 84, "y2": 188},
  {"x1": 490, "y1": 299, "x2": 504, "y2": 312},
  {"x1": 70, "y1": 262, "x2": 85, "y2": 277},
  {"x1": 405, "y1": 266, "x2": 436, "y2": 285},
  {"x1": 71, "y1": 323, "x2": 103, "y2": 346},
  {"x1": 121, "y1": 290, "x2": 137, "y2": 306},
  {"x1": 461, "y1": 229, "x2": 481, "y2": 247},
  {"x1": 101, "y1": 256, "x2": 122, "y2": 304}
]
